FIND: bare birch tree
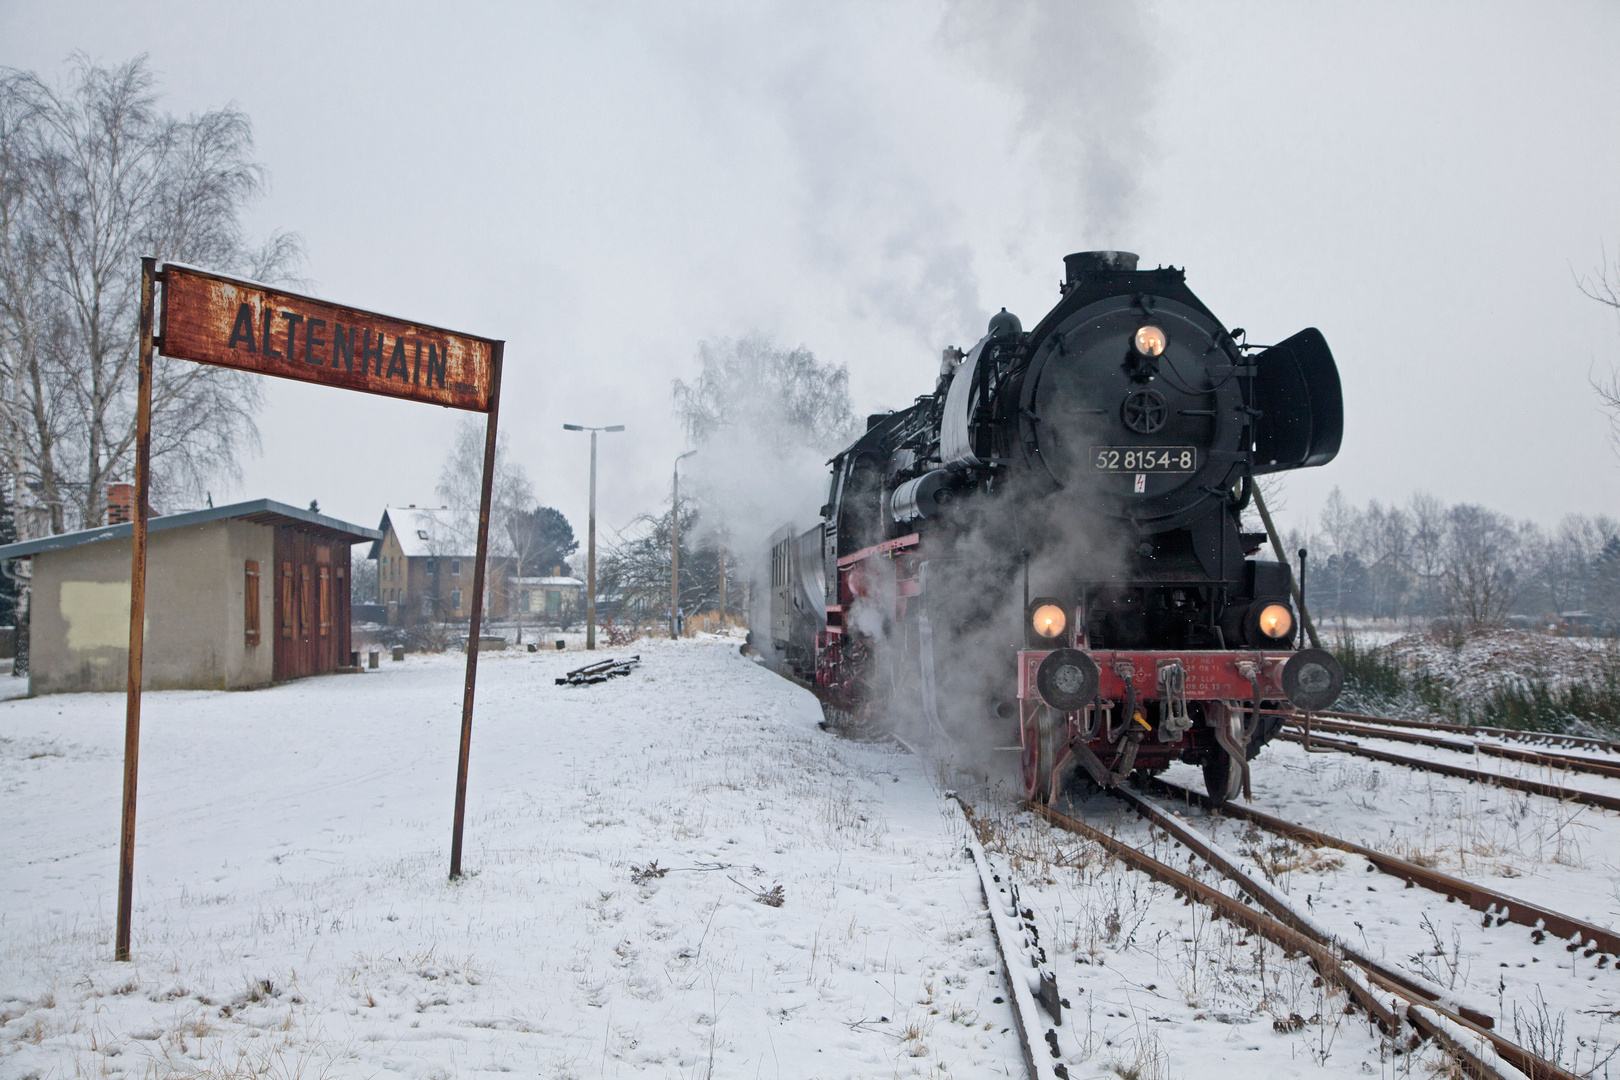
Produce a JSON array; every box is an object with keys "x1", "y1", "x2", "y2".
[
  {"x1": 1580, "y1": 244, "x2": 1620, "y2": 453},
  {"x1": 1440, "y1": 503, "x2": 1522, "y2": 631},
  {"x1": 673, "y1": 335, "x2": 859, "y2": 455},
  {"x1": 435, "y1": 416, "x2": 534, "y2": 615},
  {"x1": 0, "y1": 55, "x2": 301, "y2": 532}
]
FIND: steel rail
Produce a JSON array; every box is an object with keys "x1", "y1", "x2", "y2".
[
  {"x1": 1273, "y1": 713, "x2": 1620, "y2": 780},
  {"x1": 1031, "y1": 802, "x2": 1403, "y2": 1028},
  {"x1": 1036, "y1": 798, "x2": 1577, "y2": 1080},
  {"x1": 1146, "y1": 777, "x2": 1620, "y2": 960},
  {"x1": 1106, "y1": 790, "x2": 1495, "y2": 1028},
  {"x1": 1475, "y1": 739, "x2": 1620, "y2": 779},
  {"x1": 1275, "y1": 730, "x2": 1620, "y2": 812},
  {"x1": 1304, "y1": 709, "x2": 1620, "y2": 757},
  {"x1": 1284, "y1": 715, "x2": 1477, "y2": 752},
  {"x1": 953, "y1": 797, "x2": 1064, "y2": 1080}
]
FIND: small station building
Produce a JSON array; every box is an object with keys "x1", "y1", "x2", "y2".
[{"x1": 0, "y1": 499, "x2": 380, "y2": 695}]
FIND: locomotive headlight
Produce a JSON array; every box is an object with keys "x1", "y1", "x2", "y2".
[
  {"x1": 1031, "y1": 603, "x2": 1067, "y2": 639},
  {"x1": 1257, "y1": 603, "x2": 1294, "y2": 639},
  {"x1": 1133, "y1": 325, "x2": 1167, "y2": 357}
]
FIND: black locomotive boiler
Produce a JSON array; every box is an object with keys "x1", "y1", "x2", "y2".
[{"x1": 767, "y1": 251, "x2": 1346, "y2": 806}]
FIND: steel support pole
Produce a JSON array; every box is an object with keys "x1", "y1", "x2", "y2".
[
  {"x1": 586, "y1": 430, "x2": 597, "y2": 650},
  {"x1": 1251, "y1": 485, "x2": 1321, "y2": 649},
  {"x1": 670, "y1": 465, "x2": 679, "y2": 639},
  {"x1": 116, "y1": 257, "x2": 157, "y2": 961},
  {"x1": 450, "y1": 341, "x2": 504, "y2": 880}
]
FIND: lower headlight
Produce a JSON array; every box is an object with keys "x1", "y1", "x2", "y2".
[
  {"x1": 1031, "y1": 603, "x2": 1067, "y2": 639},
  {"x1": 1257, "y1": 603, "x2": 1293, "y2": 639}
]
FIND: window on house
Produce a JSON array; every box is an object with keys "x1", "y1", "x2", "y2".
[
  {"x1": 451, "y1": 588, "x2": 462, "y2": 610},
  {"x1": 244, "y1": 560, "x2": 261, "y2": 646},
  {"x1": 451, "y1": 559, "x2": 462, "y2": 576},
  {"x1": 546, "y1": 590, "x2": 561, "y2": 615},
  {"x1": 300, "y1": 566, "x2": 312, "y2": 638},
  {"x1": 520, "y1": 589, "x2": 530, "y2": 610},
  {"x1": 418, "y1": 529, "x2": 429, "y2": 540}
]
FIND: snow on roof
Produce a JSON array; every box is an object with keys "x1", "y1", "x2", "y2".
[
  {"x1": 512, "y1": 576, "x2": 584, "y2": 587},
  {"x1": 0, "y1": 498, "x2": 381, "y2": 560},
  {"x1": 371, "y1": 505, "x2": 480, "y2": 559}
]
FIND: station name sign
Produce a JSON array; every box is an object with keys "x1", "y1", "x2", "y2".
[{"x1": 160, "y1": 264, "x2": 497, "y2": 412}]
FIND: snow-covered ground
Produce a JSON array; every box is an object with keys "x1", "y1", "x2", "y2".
[
  {"x1": 0, "y1": 637, "x2": 1024, "y2": 1079},
  {"x1": 6, "y1": 635, "x2": 1617, "y2": 1079}
]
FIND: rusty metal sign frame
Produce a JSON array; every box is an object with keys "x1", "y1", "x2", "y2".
[{"x1": 116, "y1": 258, "x2": 504, "y2": 961}]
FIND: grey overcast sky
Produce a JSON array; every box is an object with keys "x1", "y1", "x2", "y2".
[{"x1": 3, "y1": 1, "x2": 1618, "y2": 541}]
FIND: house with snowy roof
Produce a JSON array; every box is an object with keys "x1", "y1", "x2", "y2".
[{"x1": 370, "y1": 505, "x2": 517, "y2": 623}]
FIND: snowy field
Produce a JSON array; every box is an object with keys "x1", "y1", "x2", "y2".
[
  {"x1": 0, "y1": 637, "x2": 1024, "y2": 1079},
  {"x1": 5, "y1": 636, "x2": 1618, "y2": 1079}
]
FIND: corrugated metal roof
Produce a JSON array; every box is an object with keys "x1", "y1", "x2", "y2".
[{"x1": 0, "y1": 499, "x2": 381, "y2": 560}]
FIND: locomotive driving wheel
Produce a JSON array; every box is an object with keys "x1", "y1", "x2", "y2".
[
  {"x1": 1201, "y1": 701, "x2": 1248, "y2": 807},
  {"x1": 1201, "y1": 751, "x2": 1241, "y2": 808},
  {"x1": 1022, "y1": 706, "x2": 1064, "y2": 803}
]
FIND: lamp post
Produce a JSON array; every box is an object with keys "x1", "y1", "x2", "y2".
[
  {"x1": 672, "y1": 450, "x2": 696, "y2": 639},
  {"x1": 563, "y1": 423, "x2": 624, "y2": 650}
]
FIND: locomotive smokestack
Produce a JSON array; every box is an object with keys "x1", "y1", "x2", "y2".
[{"x1": 1064, "y1": 250, "x2": 1139, "y2": 284}]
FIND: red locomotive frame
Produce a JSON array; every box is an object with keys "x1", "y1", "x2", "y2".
[{"x1": 813, "y1": 530, "x2": 1298, "y2": 806}]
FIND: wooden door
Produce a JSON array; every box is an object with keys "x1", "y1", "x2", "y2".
[{"x1": 272, "y1": 526, "x2": 352, "y2": 680}]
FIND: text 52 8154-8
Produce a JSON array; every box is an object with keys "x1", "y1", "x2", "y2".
[{"x1": 1091, "y1": 446, "x2": 1197, "y2": 473}]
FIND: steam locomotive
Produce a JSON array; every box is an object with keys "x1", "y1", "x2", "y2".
[{"x1": 767, "y1": 251, "x2": 1345, "y2": 806}]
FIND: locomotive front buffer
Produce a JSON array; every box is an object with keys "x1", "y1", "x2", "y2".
[{"x1": 1016, "y1": 606, "x2": 1344, "y2": 806}]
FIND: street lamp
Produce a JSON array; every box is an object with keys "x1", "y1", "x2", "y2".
[
  {"x1": 672, "y1": 450, "x2": 696, "y2": 639},
  {"x1": 563, "y1": 423, "x2": 624, "y2": 650}
]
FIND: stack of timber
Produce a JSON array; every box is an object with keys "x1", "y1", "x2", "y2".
[{"x1": 556, "y1": 656, "x2": 641, "y2": 686}]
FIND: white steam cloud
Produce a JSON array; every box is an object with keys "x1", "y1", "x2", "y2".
[{"x1": 940, "y1": 0, "x2": 1161, "y2": 242}]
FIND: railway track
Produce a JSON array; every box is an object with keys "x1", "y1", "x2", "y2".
[
  {"x1": 1270, "y1": 717, "x2": 1620, "y2": 812},
  {"x1": 948, "y1": 781, "x2": 1588, "y2": 1080},
  {"x1": 1026, "y1": 791, "x2": 1582, "y2": 1080},
  {"x1": 1144, "y1": 775, "x2": 1620, "y2": 960},
  {"x1": 953, "y1": 795, "x2": 1069, "y2": 1080},
  {"x1": 1310, "y1": 708, "x2": 1620, "y2": 757},
  {"x1": 1274, "y1": 712, "x2": 1620, "y2": 780},
  {"x1": 780, "y1": 662, "x2": 1608, "y2": 1079}
]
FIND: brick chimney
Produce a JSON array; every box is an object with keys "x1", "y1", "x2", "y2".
[{"x1": 107, "y1": 483, "x2": 134, "y2": 525}]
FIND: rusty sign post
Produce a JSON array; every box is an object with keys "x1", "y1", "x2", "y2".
[
  {"x1": 449, "y1": 341, "x2": 503, "y2": 880},
  {"x1": 116, "y1": 263, "x2": 503, "y2": 960},
  {"x1": 115, "y1": 257, "x2": 158, "y2": 961}
]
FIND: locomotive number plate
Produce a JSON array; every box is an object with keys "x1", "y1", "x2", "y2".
[{"x1": 1092, "y1": 446, "x2": 1197, "y2": 473}]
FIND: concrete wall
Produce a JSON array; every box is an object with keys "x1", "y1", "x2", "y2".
[{"x1": 28, "y1": 520, "x2": 275, "y2": 694}]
